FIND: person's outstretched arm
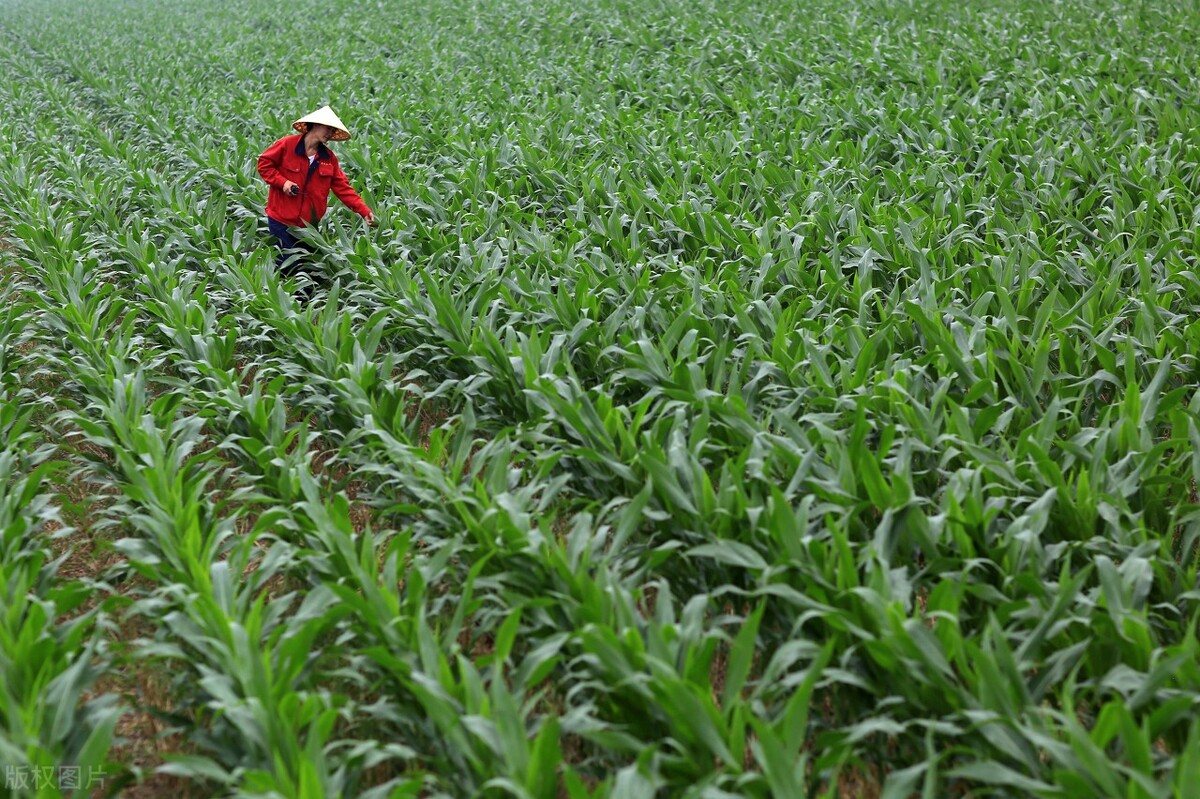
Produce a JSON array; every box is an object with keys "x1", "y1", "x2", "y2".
[{"x1": 330, "y1": 163, "x2": 375, "y2": 223}]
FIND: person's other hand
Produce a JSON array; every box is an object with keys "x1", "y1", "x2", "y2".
[
  {"x1": 283, "y1": 180, "x2": 299, "y2": 196},
  {"x1": 365, "y1": 212, "x2": 377, "y2": 226}
]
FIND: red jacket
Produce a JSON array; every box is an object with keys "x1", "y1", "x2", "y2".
[{"x1": 257, "y1": 134, "x2": 372, "y2": 227}]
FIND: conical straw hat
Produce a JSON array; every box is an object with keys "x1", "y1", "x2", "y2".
[{"x1": 293, "y1": 105, "x2": 351, "y2": 141}]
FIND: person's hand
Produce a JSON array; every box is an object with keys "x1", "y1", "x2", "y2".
[
  {"x1": 282, "y1": 180, "x2": 299, "y2": 196},
  {"x1": 365, "y1": 212, "x2": 377, "y2": 226}
]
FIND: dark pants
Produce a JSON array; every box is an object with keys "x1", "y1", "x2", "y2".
[{"x1": 267, "y1": 217, "x2": 315, "y2": 278}]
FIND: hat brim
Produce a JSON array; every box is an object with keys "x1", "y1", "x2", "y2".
[{"x1": 293, "y1": 121, "x2": 351, "y2": 141}]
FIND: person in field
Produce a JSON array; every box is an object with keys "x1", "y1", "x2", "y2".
[{"x1": 256, "y1": 105, "x2": 376, "y2": 279}]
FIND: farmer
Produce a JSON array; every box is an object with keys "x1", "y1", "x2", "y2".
[{"x1": 257, "y1": 105, "x2": 376, "y2": 278}]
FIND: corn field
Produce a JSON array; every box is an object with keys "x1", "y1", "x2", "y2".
[{"x1": 2, "y1": 0, "x2": 1200, "y2": 796}]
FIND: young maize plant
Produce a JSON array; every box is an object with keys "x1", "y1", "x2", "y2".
[
  {"x1": 0, "y1": 285, "x2": 120, "y2": 797},
  {"x1": 1, "y1": 0, "x2": 1200, "y2": 796}
]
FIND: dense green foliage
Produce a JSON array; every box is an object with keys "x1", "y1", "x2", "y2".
[{"x1": 2, "y1": 0, "x2": 1200, "y2": 795}]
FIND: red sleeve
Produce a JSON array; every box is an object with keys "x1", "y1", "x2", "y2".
[
  {"x1": 256, "y1": 138, "x2": 289, "y2": 190},
  {"x1": 330, "y1": 161, "x2": 372, "y2": 217}
]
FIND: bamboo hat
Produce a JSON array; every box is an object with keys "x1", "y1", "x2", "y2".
[{"x1": 293, "y1": 105, "x2": 351, "y2": 141}]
